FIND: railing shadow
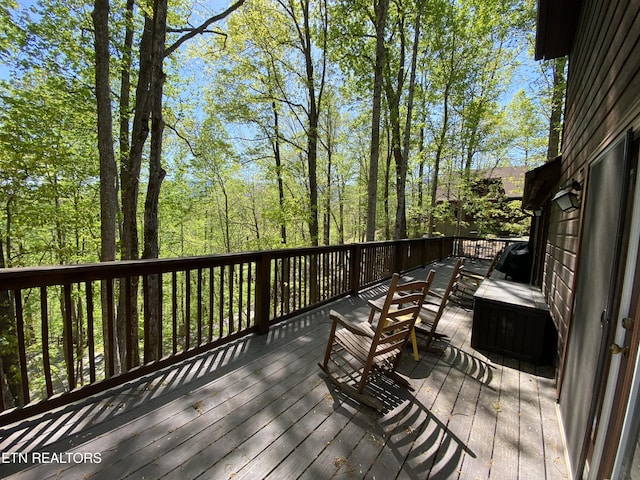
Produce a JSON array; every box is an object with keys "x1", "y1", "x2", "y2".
[
  {"x1": 0, "y1": 307, "x2": 332, "y2": 468},
  {"x1": 437, "y1": 342, "x2": 496, "y2": 388},
  {"x1": 321, "y1": 373, "x2": 476, "y2": 479}
]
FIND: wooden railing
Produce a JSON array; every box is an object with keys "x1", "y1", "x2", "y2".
[
  {"x1": 0, "y1": 236, "x2": 511, "y2": 425},
  {"x1": 452, "y1": 236, "x2": 515, "y2": 260}
]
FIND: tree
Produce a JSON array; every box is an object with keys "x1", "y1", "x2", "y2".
[
  {"x1": 367, "y1": 0, "x2": 389, "y2": 241},
  {"x1": 382, "y1": 0, "x2": 424, "y2": 239},
  {"x1": 546, "y1": 56, "x2": 566, "y2": 160},
  {"x1": 273, "y1": 0, "x2": 328, "y2": 246},
  {"x1": 205, "y1": 0, "x2": 293, "y2": 246},
  {"x1": 91, "y1": 0, "x2": 248, "y2": 366}
]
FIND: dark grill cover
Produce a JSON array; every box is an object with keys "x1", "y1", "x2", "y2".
[{"x1": 496, "y1": 241, "x2": 532, "y2": 282}]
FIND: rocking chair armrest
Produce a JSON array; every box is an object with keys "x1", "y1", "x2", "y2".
[
  {"x1": 367, "y1": 293, "x2": 404, "y2": 312},
  {"x1": 367, "y1": 298, "x2": 385, "y2": 312},
  {"x1": 329, "y1": 310, "x2": 374, "y2": 338},
  {"x1": 460, "y1": 270, "x2": 484, "y2": 281}
]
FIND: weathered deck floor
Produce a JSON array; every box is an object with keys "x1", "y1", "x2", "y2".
[{"x1": 0, "y1": 259, "x2": 569, "y2": 479}]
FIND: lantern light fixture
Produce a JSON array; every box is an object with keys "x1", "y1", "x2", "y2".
[{"x1": 552, "y1": 179, "x2": 582, "y2": 212}]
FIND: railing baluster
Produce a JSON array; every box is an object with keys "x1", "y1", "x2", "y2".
[
  {"x1": 197, "y1": 268, "x2": 203, "y2": 345},
  {"x1": 272, "y1": 258, "x2": 277, "y2": 318},
  {"x1": 218, "y1": 266, "x2": 224, "y2": 337},
  {"x1": 291, "y1": 256, "x2": 297, "y2": 312},
  {"x1": 105, "y1": 279, "x2": 115, "y2": 378},
  {"x1": 247, "y1": 262, "x2": 253, "y2": 328},
  {"x1": 302, "y1": 255, "x2": 307, "y2": 307},
  {"x1": 228, "y1": 265, "x2": 234, "y2": 334},
  {"x1": 40, "y1": 287, "x2": 53, "y2": 398},
  {"x1": 86, "y1": 282, "x2": 96, "y2": 383},
  {"x1": 238, "y1": 264, "x2": 244, "y2": 331},
  {"x1": 185, "y1": 270, "x2": 191, "y2": 351},
  {"x1": 125, "y1": 277, "x2": 134, "y2": 371},
  {"x1": 282, "y1": 257, "x2": 289, "y2": 314},
  {"x1": 143, "y1": 275, "x2": 149, "y2": 364},
  {"x1": 172, "y1": 272, "x2": 178, "y2": 355},
  {"x1": 157, "y1": 273, "x2": 163, "y2": 360},
  {"x1": 62, "y1": 284, "x2": 75, "y2": 391},
  {"x1": 208, "y1": 267, "x2": 214, "y2": 343},
  {"x1": 13, "y1": 291, "x2": 29, "y2": 405}
]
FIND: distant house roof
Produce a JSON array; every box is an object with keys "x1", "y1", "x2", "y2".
[
  {"x1": 484, "y1": 166, "x2": 526, "y2": 199},
  {"x1": 535, "y1": 0, "x2": 583, "y2": 60},
  {"x1": 436, "y1": 166, "x2": 527, "y2": 202}
]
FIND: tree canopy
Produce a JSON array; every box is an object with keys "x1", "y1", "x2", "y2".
[{"x1": 0, "y1": 0, "x2": 558, "y2": 269}]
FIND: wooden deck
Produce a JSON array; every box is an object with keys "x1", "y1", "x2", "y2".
[{"x1": 0, "y1": 259, "x2": 569, "y2": 479}]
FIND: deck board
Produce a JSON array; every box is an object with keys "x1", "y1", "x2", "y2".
[{"x1": 0, "y1": 259, "x2": 569, "y2": 480}]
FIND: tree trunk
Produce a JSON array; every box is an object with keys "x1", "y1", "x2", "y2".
[
  {"x1": 323, "y1": 103, "x2": 335, "y2": 246},
  {"x1": 271, "y1": 101, "x2": 287, "y2": 244},
  {"x1": 428, "y1": 82, "x2": 451, "y2": 236},
  {"x1": 366, "y1": 0, "x2": 389, "y2": 242},
  {"x1": 116, "y1": 5, "x2": 155, "y2": 371},
  {"x1": 113, "y1": 0, "x2": 135, "y2": 376},
  {"x1": 324, "y1": 149, "x2": 332, "y2": 246},
  {"x1": 399, "y1": 2, "x2": 422, "y2": 239},
  {"x1": 142, "y1": 0, "x2": 168, "y2": 364},
  {"x1": 301, "y1": 0, "x2": 321, "y2": 247},
  {"x1": 92, "y1": 0, "x2": 117, "y2": 264},
  {"x1": 384, "y1": 127, "x2": 392, "y2": 240},
  {"x1": 547, "y1": 56, "x2": 566, "y2": 160},
  {"x1": 415, "y1": 125, "x2": 426, "y2": 237},
  {"x1": 92, "y1": 0, "x2": 119, "y2": 376}
]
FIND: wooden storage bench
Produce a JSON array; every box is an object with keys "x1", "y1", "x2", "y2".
[{"x1": 471, "y1": 278, "x2": 556, "y2": 365}]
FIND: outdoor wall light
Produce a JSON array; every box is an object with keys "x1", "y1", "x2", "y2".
[{"x1": 552, "y1": 179, "x2": 582, "y2": 212}]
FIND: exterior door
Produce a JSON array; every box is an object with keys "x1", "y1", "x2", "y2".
[
  {"x1": 595, "y1": 134, "x2": 640, "y2": 479},
  {"x1": 559, "y1": 132, "x2": 633, "y2": 479}
]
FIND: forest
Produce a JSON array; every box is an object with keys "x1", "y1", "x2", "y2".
[{"x1": 0, "y1": 0, "x2": 564, "y2": 271}]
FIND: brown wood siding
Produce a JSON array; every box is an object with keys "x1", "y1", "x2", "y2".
[{"x1": 543, "y1": 0, "x2": 640, "y2": 383}]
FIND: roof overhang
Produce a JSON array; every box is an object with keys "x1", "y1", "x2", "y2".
[
  {"x1": 522, "y1": 156, "x2": 562, "y2": 210},
  {"x1": 535, "y1": 0, "x2": 583, "y2": 60}
]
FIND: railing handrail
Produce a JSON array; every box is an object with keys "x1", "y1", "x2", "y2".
[{"x1": 0, "y1": 238, "x2": 441, "y2": 288}]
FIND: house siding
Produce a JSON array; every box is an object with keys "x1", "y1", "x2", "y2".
[
  {"x1": 540, "y1": 0, "x2": 640, "y2": 476},
  {"x1": 543, "y1": 0, "x2": 640, "y2": 383}
]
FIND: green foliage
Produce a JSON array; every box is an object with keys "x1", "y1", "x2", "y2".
[
  {"x1": 0, "y1": 70, "x2": 99, "y2": 266},
  {"x1": 0, "y1": 0, "x2": 554, "y2": 265},
  {"x1": 463, "y1": 181, "x2": 529, "y2": 236},
  {"x1": 0, "y1": 0, "x2": 20, "y2": 60}
]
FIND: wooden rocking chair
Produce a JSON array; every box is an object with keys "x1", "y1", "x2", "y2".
[
  {"x1": 453, "y1": 250, "x2": 502, "y2": 307},
  {"x1": 414, "y1": 258, "x2": 465, "y2": 355},
  {"x1": 319, "y1": 272, "x2": 433, "y2": 411}
]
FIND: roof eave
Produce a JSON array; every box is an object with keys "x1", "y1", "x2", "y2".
[{"x1": 534, "y1": 0, "x2": 583, "y2": 61}]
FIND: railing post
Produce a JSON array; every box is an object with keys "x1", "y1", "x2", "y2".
[
  {"x1": 394, "y1": 241, "x2": 404, "y2": 273},
  {"x1": 255, "y1": 253, "x2": 271, "y2": 335},
  {"x1": 349, "y1": 244, "x2": 361, "y2": 295},
  {"x1": 421, "y1": 237, "x2": 428, "y2": 267}
]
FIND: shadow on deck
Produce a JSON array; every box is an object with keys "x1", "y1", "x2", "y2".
[{"x1": 0, "y1": 259, "x2": 569, "y2": 480}]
